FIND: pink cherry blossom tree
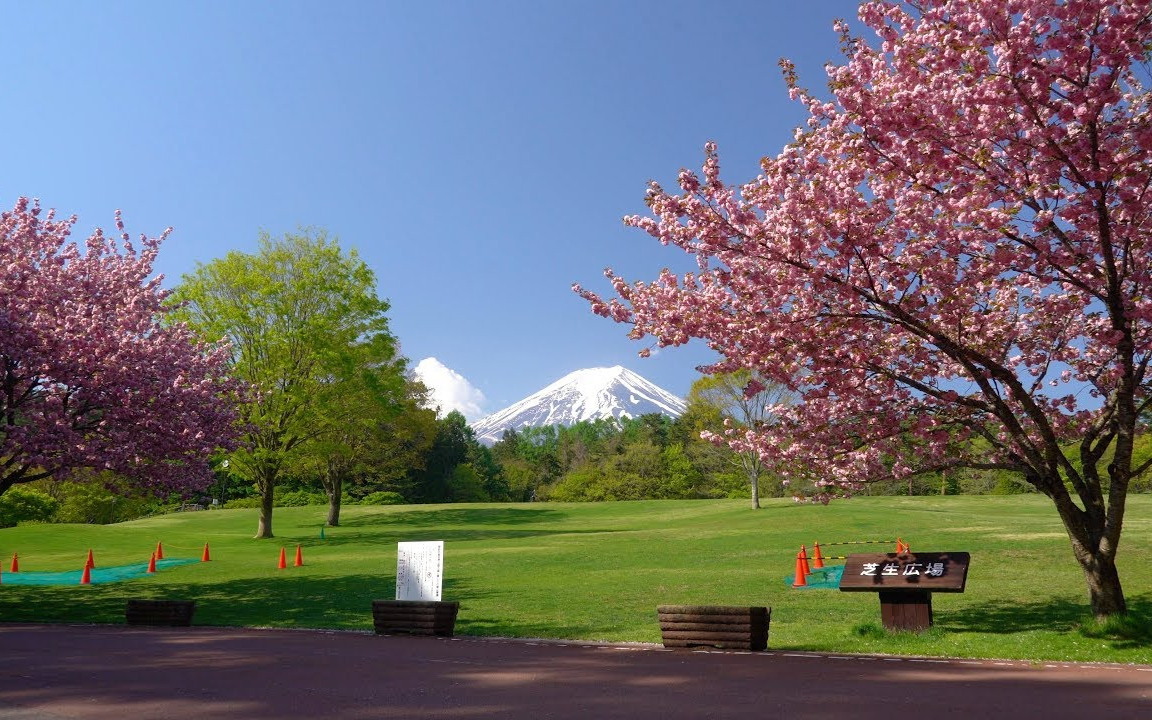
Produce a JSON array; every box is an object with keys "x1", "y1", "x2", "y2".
[
  {"x1": 0, "y1": 197, "x2": 237, "y2": 498},
  {"x1": 576, "y1": 0, "x2": 1152, "y2": 619}
]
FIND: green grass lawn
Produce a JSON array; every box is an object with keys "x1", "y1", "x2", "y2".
[{"x1": 1, "y1": 495, "x2": 1150, "y2": 664}]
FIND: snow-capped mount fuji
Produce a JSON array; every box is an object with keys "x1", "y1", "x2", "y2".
[{"x1": 470, "y1": 366, "x2": 687, "y2": 445}]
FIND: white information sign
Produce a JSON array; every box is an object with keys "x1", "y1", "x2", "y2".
[{"x1": 395, "y1": 541, "x2": 444, "y2": 601}]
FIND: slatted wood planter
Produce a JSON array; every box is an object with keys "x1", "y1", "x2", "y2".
[
  {"x1": 125, "y1": 599, "x2": 196, "y2": 627},
  {"x1": 657, "y1": 605, "x2": 770, "y2": 651},
  {"x1": 372, "y1": 600, "x2": 459, "y2": 637}
]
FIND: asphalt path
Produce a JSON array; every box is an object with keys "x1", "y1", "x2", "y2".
[{"x1": 1, "y1": 624, "x2": 1150, "y2": 719}]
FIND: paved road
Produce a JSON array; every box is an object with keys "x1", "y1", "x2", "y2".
[{"x1": 1, "y1": 624, "x2": 1150, "y2": 719}]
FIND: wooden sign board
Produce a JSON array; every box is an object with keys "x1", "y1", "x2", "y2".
[
  {"x1": 838, "y1": 552, "x2": 970, "y2": 593},
  {"x1": 396, "y1": 541, "x2": 444, "y2": 601}
]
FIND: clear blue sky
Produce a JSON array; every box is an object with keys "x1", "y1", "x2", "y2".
[{"x1": 2, "y1": 0, "x2": 861, "y2": 419}]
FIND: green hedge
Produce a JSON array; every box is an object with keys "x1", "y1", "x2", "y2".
[{"x1": 0, "y1": 487, "x2": 58, "y2": 528}]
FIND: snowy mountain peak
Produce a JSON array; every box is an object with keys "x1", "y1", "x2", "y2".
[{"x1": 470, "y1": 366, "x2": 686, "y2": 445}]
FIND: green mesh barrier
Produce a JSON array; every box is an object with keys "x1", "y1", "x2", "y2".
[
  {"x1": 786, "y1": 563, "x2": 844, "y2": 589},
  {"x1": 1, "y1": 558, "x2": 199, "y2": 586}
]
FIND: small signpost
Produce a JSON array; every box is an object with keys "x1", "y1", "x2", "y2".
[
  {"x1": 838, "y1": 552, "x2": 969, "y2": 631},
  {"x1": 395, "y1": 540, "x2": 444, "y2": 601}
]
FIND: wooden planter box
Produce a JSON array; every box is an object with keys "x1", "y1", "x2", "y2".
[
  {"x1": 125, "y1": 599, "x2": 196, "y2": 627},
  {"x1": 372, "y1": 600, "x2": 459, "y2": 637},
  {"x1": 657, "y1": 605, "x2": 770, "y2": 651}
]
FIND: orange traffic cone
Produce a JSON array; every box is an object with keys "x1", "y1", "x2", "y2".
[
  {"x1": 202, "y1": 543, "x2": 211, "y2": 562},
  {"x1": 294, "y1": 545, "x2": 303, "y2": 567},
  {"x1": 85, "y1": 549, "x2": 95, "y2": 569},
  {"x1": 80, "y1": 564, "x2": 91, "y2": 585},
  {"x1": 812, "y1": 542, "x2": 825, "y2": 569},
  {"x1": 155, "y1": 541, "x2": 164, "y2": 560},
  {"x1": 147, "y1": 553, "x2": 157, "y2": 574},
  {"x1": 10, "y1": 552, "x2": 18, "y2": 573},
  {"x1": 896, "y1": 537, "x2": 904, "y2": 553},
  {"x1": 903, "y1": 542, "x2": 910, "y2": 555},
  {"x1": 791, "y1": 550, "x2": 808, "y2": 587},
  {"x1": 799, "y1": 545, "x2": 811, "y2": 576},
  {"x1": 277, "y1": 547, "x2": 287, "y2": 569}
]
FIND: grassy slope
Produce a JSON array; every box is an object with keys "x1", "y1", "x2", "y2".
[{"x1": 0, "y1": 496, "x2": 1149, "y2": 663}]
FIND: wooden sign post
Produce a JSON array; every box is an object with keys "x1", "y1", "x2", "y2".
[{"x1": 838, "y1": 552, "x2": 969, "y2": 631}]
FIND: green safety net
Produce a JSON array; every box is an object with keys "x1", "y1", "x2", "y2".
[
  {"x1": 1, "y1": 558, "x2": 199, "y2": 586},
  {"x1": 786, "y1": 563, "x2": 844, "y2": 589}
]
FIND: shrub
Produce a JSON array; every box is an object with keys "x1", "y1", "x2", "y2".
[
  {"x1": 991, "y1": 476, "x2": 1035, "y2": 495},
  {"x1": 0, "y1": 487, "x2": 58, "y2": 528},
  {"x1": 276, "y1": 489, "x2": 327, "y2": 507},
  {"x1": 223, "y1": 497, "x2": 261, "y2": 509},
  {"x1": 359, "y1": 491, "x2": 405, "y2": 506},
  {"x1": 46, "y1": 472, "x2": 163, "y2": 524},
  {"x1": 52, "y1": 483, "x2": 121, "y2": 524}
]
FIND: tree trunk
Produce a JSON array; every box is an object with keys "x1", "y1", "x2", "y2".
[
  {"x1": 1081, "y1": 554, "x2": 1127, "y2": 619},
  {"x1": 1050, "y1": 489, "x2": 1127, "y2": 619},
  {"x1": 255, "y1": 466, "x2": 276, "y2": 539},
  {"x1": 1065, "y1": 529, "x2": 1127, "y2": 619},
  {"x1": 256, "y1": 490, "x2": 274, "y2": 538},
  {"x1": 326, "y1": 475, "x2": 342, "y2": 527},
  {"x1": 738, "y1": 451, "x2": 761, "y2": 509}
]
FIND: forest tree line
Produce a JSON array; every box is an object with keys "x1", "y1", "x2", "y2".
[
  {"x1": 8, "y1": 385, "x2": 1149, "y2": 529},
  {"x1": 4, "y1": 226, "x2": 1150, "y2": 533}
]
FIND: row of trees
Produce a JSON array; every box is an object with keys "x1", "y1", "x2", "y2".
[
  {"x1": 493, "y1": 415, "x2": 753, "y2": 503},
  {"x1": 229, "y1": 363, "x2": 1142, "y2": 517},
  {"x1": 5, "y1": 196, "x2": 1146, "y2": 530},
  {"x1": 165, "y1": 233, "x2": 804, "y2": 530},
  {"x1": 1, "y1": 210, "x2": 464, "y2": 537},
  {"x1": 241, "y1": 410, "x2": 762, "y2": 509},
  {"x1": 3, "y1": 212, "x2": 779, "y2": 536}
]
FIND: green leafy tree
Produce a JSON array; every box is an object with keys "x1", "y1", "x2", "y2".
[
  {"x1": 686, "y1": 370, "x2": 791, "y2": 508},
  {"x1": 364, "y1": 389, "x2": 439, "y2": 501},
  {"x1": 172, "y1": 229, "x2": 399, "y2": 538},
  {"x1": 289, "y1": 337, "x2": 410, "y2": 526},
  {"x1": 407, "y1": 411, "x2": 471, "y2": 503},
  {"x1": 619, "y1": 414, "x2": 674, "y2": 449},
  {"x1": 447, "y1": 464, "x2": 489, "y2": 502},
  {"x1": 467, "y1": 442, "x2": 509, "y2": 501},
  {"x1": 491, "y1": 429, "x2": 544, "y2": 501},
  {"x1": 660, "y1": 443, "x2": 703, "y2": 498}
]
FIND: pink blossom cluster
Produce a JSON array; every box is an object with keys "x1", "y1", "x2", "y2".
[
  {"x1": 0, "y1": 197, "x2": 238, "y2": 496},
  {"x1": 576, "y1": 0, "x2": 1152, "y2": 498}
]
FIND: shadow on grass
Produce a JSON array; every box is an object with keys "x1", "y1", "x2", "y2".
[
  {"x1": 338, "y1": 506, "x2": 565, "y2": 529},
  {"x1": 314, "y1": 527, "x2": 624, "y2": 546},
  {"x1": 0, "y1": 572, "x2": 607, "y2": 642},
  {"x1": 317, "y1": 506, "x2": 621, "y2": 545},
  {"x1": 0, "y1": 574, "x2": 483, "y2": 631},
  {"x1": 940, "y1": 593, "x2": 1152, "y2": 649}
]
